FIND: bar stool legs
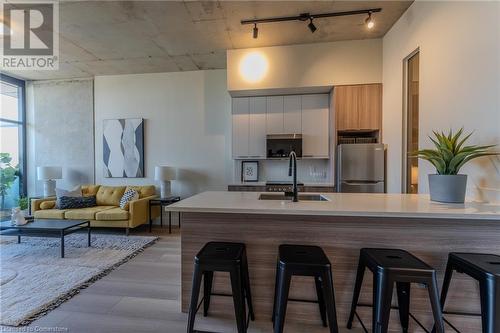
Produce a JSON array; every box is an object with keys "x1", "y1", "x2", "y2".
[
  {"x1": 433, "y1": 253, "x2": 500, "y2": 333},
  {"x1": 347, "y1": 248, "x2": 445, "y2": 333}
]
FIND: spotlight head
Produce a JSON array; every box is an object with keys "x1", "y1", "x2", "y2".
[
  {"x1": 253, "y1": 23, "x2": 258, "y2": 39},
  {"x1": 365, "y1": 12, "x2": 374, "y2": 29},
  {"x1": 308, "y1": 18, "x2": 317, "y2": 33}
]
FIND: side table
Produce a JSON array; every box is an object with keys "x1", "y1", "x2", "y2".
[{"x1": 148, "y1": 196, "x2": 181, "y2": 233}]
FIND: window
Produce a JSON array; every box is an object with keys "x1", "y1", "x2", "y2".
[
  {"x1": 1, "y1": 74, "x2": 26, "y2": 217},
  {"x1": 403, "y1": 51, "x2": 420, "y2": 193}
]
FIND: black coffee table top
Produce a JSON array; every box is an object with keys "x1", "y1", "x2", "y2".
[{"x1": 0, "y1": 219, "x2": 89, "y2": 231}]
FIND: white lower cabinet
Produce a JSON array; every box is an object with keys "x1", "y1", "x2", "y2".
[{"x1": 301, "y1": 94, "x2": 330, "y2": 158}]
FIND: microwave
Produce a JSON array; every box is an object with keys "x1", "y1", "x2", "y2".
[{"x1": 266, "y1": 134, "x2": 302, "y2": 158}]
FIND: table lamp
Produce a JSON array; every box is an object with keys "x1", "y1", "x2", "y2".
[
  {"x1": 37, "y1": 166, "x2": 62, "y2": 197},
  {"x1": 155, "y1": 166, "x2": 176, "y2": 198}
]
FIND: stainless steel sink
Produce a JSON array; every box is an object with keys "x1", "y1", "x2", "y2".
[{"x1": 258, "y1": 193, "x2": 330, "y2": 201}]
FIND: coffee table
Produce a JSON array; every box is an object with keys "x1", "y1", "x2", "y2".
[{"x1": 0, "y1": 219, "x2": 91, "y2": 258}]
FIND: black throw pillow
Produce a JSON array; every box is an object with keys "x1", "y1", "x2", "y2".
[{"x1": 58, "y1": 196, "x2": 97, "y2": 209}]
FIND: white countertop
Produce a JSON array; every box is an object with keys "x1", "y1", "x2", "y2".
[
  {"x1": 229, "y1": 182, "x2": 335, "y2": 187},
  {"x1": 167, "y1": 191, "x2": 500, "y2": 220}
]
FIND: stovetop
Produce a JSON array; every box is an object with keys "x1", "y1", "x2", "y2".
[{"x1": 266, "y1": 181, "x2": 304, "y2": 186}]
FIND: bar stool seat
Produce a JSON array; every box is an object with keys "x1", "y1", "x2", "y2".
[
  {"x1": 433, "y1": 252, "x2": 500, "y2": 333},
  {"x1": 272, "y1": 244, "x2": 339, "y2": 333},
  {"x1": 347, "y1": 248, "x2": 445, "y2": 333},
  {"x1": 187, "y1": 242, "x2": 255, "y2": 333}
]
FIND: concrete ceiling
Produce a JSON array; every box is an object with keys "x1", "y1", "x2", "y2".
[{"x1": 4, "y1": 1, "x2": 413, "y2": 80}]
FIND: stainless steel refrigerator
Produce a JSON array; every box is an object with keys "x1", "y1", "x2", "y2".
[{"x1": 337, "y1": 143, "x2": 385, "y2": 193}]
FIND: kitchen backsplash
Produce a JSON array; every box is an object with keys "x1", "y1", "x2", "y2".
[{"x1": 234, "y1": 159, "x2": 330, "y2": 183}]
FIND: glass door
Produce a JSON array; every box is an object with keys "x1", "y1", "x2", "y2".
[
  {"x1": 0, "y1": 74, "x2": 26, "y2": 217},
  {"x1": 404, "y1": 52, "x2": 420, "y2": 193}
]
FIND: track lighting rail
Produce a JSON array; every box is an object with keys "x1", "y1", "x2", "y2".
[{"x1": 241, "y1": 8, "x2": 382, "y2": 25}]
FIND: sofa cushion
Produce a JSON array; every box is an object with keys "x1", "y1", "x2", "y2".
[
  {"x1": 34, "y1": 209, "x2": 67, "y2": 219},
  {"x1": 64, "y1": 206, "x2": 115, "y2": 220},
  {"x1": 55, "y1": 186, "x2": 82, "y2": 208},
  {"x1": 81, "y1": 184, "x2": 101, "y2": 197},
  {"x1": 40, "y1": 200, "x2": 56, "y2": 210},
  {"x1": 125, "y1": 185, "x2": 156, "y2": 199},
  {"x1": 95, "y1": 207, "x2": 129, "y2": 221},
  {"x1": 96, "y1": 186, "x2": 126, "y2": 206}
]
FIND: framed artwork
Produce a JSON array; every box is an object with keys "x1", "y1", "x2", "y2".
[
  {"x1": 241, "y1": 161, "x2": 259, "y2": 182},
  {"x1": 103, "y1": 118, "x2": 144, "y2": 178}
]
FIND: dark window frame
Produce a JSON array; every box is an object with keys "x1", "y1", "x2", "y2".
[{"x1": 0, "y1": 73, "x2": 27, "y2": 197}]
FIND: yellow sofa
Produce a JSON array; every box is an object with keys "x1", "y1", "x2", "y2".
[{"x1": 31, "y1": 185, "x2": 160, "y2": 235}]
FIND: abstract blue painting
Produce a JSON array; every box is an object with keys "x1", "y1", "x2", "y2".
[{"x1": 103, "y1": 118, "x2": 144, "y2": 178}]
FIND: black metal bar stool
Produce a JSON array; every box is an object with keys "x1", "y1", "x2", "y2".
[
  {"x1": 432, "y1": 252, "x2": 500, "y2": 333},
  {"x1": 347, "y1": 248, "x2": 445, "y2": 333},
  {"x1": 186, "y1": 242, "x2": 255, "y2": 333},
  {"x1": 272, "y1": 244, "x2": 339, "y2": 333}
]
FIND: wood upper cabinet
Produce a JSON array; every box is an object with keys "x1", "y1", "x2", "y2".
[
  {"x1": 335, "y1": 84, "x2": 382, "y2": 131},
  {"x1": 302, "y1": 94, "x2": 329, "y2": 158}
]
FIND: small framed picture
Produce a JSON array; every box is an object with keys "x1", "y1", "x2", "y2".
[{"x1": 241, "y1": 161, "x2": 259, "y2": 182}]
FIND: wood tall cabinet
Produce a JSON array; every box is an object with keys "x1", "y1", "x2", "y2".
[{"x1": 335, "y1": 84, "x2": 382, "y2": 132}]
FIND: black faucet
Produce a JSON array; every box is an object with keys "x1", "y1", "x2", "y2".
[{"x1": 288, "y1": 151, "x2": 298, "y2": 202}]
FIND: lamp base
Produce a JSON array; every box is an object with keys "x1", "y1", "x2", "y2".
[
  {"x1": 43, "y1": 180, "x2": 56, "y2": 197},
  {"x1": 160, "y1": 181, "x2": 171, "y2": 199}
]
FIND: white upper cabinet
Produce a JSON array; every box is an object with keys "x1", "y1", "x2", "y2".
[
  {"x1": 266, "y1": 96, "x2": 284, "y2": 134},
  {"x1": 248, "y1": 97, "x2": 267, "y2": 158},
  {"x1": 284, "y1": 95, "x2": 302, "y2": 133},
  {"x1": 301, "y1": 94, "x2": 330, "y2": 158},
  {"x1": 232, "y1": 97, "x2": 249, "y2": 159},
  {"x1": 232, "y1": 93, "x2": 330, "y2": 159}
]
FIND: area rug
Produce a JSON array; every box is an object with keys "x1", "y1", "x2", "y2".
[{"x1": 0, "y1": 233, "x2": 157, "y2": 326}]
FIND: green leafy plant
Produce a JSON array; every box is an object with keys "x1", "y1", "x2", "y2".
[
  {"x1": 0, "y1": 152, "x2": 19, "y2": 210},
  {"x1": 17, "y1": 197, "x2": 29, "y2": 211},
  {"x1": 414, "y1": 128, "x2": 498, "y2": 175}
]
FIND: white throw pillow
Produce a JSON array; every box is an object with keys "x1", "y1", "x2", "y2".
[{"x1": 119, "y1": 189, "x2": 139, "y2": 210}]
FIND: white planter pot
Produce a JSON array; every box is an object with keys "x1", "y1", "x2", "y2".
[{"x1": 428, "y1": 174, "x2": 467, "y2": 203}]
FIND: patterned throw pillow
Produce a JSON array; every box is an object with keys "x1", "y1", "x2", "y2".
[
  {"x1": 119, "y1": 189, "x2": 139, "y2": 210},
  {"x1": 58, "y1": 196, "x2": 97, "y2": 209},
  {"x1": 55, "y1": 186, "x2": 82, "y2": 208}
]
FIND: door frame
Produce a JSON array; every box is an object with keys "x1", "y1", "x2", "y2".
[{"x1": 401, "y1": 48, "x2": 420, "y2": 193}]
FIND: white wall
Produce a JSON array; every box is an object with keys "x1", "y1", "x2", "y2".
[
  {"x1": 26, "y1": 79, "x2": 95, "y2": 195},
  {"x1": 383, "y1": 1, "x2": 500, "y2": 201},
  {"x1": 227, "y1": 39, "x2": 382, "y2": 93},
  {"x1": 94, "y1": 70, "x2": 232, "y2": 198}
]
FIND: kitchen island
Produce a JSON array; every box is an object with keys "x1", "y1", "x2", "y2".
[{"x1": 168, "y1": 191, "x2": 500, "y2": 332}]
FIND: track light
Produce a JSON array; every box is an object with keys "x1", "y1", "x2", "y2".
[
  {"x1": 253, "y1": 23, "x2": 258, "y2": 39},
  {"x1": 241, "y1": 8, "x2": 382, "y2": 38},
  {"x1": 308, "y1": 18, "x2": 317, "y2": 33},
  {"x1": 365, "y1": 12, "x2": 374, "y2": 29}
]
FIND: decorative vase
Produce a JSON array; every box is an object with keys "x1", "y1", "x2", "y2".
[{"x1": 428, "y1": 174, "x2": 467, "y2": 203}]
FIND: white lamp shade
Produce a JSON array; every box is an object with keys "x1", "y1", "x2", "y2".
[
  {"x1": 37, "y1": 166, "x2": 62, "y2": 180},
  {"x1": 155, "y1": 166, "x2": 176, "y2": 181}
]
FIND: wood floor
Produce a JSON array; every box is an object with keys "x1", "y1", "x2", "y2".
[{"x1": 18, "y1": 225, "x2": 364, "y2": 333}]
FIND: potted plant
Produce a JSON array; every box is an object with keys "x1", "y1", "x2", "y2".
[
  {"x1": 414, "y1": 128, "x2": 498, "y2": 203},
  {"x1": 17, "y1": 197, "x2": 29, "y2": 215}
]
